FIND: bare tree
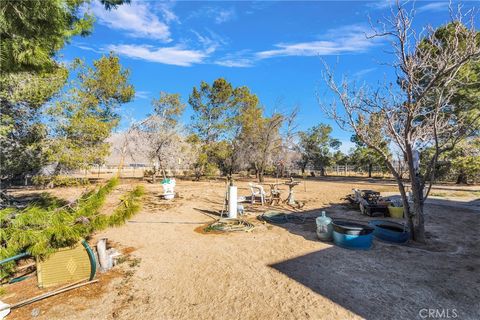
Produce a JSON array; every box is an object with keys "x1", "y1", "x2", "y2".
[
  {"x1": 131, "y1": 115, "x2": 190, "y2": 181},
  {"x1": 320, "y1": 3, "x2": 480, "y2": 242}
]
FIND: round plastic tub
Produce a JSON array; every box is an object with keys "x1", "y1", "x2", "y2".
[
  {"x1": 368, "y1": 220, "x2": 409, "y2": 243},
  {"x1": 332, "y1": 220, "x2": 374, "y2": 250}
]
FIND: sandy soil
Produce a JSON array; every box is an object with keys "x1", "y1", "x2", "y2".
[{"x1": 3, "y1": 178, "x2": 480, "y2": 320}]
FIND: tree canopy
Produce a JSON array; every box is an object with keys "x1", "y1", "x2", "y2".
[
  {"x1": 46, "y1": 54, "x2": 134, "y2": 172},
  {"x1": 0, "y1": 0, "x2": 129, "y2": 73},
  {"x1": 296, "y1": 124, "x2": 340, "y2": 176}
]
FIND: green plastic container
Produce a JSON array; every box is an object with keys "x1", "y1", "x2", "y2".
[{"x1": 316, "y1": 211, "x2": 333, "y2": 241}]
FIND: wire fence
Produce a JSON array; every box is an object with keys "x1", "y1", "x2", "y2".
[{"x1": 68, "y1": 164, "x2": 390, "y2": 180}]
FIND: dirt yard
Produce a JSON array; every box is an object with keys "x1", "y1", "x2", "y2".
[{"x1": 3, "y1": 178, "x2": 480, "y2": 320}]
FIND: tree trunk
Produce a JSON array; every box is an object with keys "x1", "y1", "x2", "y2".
[
  {"x1": 405, "y1": 145, "x2": 426, "y2": 243},
  {"x1": 258, "y1": 169, "x2": 265, "y2": 183},
  {"x1": 320, "y1": 167, "x2": 325, "y2": 176},
  {"x1": 152, "y1": 166, "x2": 157, "y2": 183},
  {"x1": 456, "y1": 171, "x2": 468, "y2": 184},
  {"x1": 368, "y1": 163, "x2": 372, "y2": 178},
  {"x1": 384, "y1": 161, "x2": 414, "y2": 239},
  {"x1": 157, "y1": 157, "x2": 167, "y2": 180},
  {"x1": 410, "y1": 175, "x2": 425, "y2": 242}
]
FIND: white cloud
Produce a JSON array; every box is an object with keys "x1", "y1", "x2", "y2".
[
  {"x1": 135, "y1": 91, "x2": 150, "y2": 100},
  {"x1": 366, "y1": 0, "x2": 395, "y2": 10},
  {"x1": 106, "y1": 44, "x2": 211, "y2": 66},
  {"x1": 213, "y1": 25, "x2": 379, "y2": 68},
  {"x1": 214, "y1": 50, "x2": 255, "y2": 67},
  {"x1": 417, "y1": 2, "x2": 449, "y2": 13},
  {"x1": 188, "y1": 6, "x2": 236, "y2": 24},
  {"x1": 367, "y1": 1, "x2": 449, "y2": 13},
  {"x1": 353, "y1": 67, "x2": 377, "y2": 78},
  {"x1": 190, "y1": 30, "x2": 226, "y2": 54},
  {"x1": 74, "y1": 43, "x2": 102, "y2": 53},
  {"x1": 155, "y1": 2, "x2": 179, "y2": 24},
  {"x1": 215, "y1": 58, "x2": 254, "y2": 68},
  {"x1": 91, "y1": 1, "x2": 172, "y2": 41},
  {"x1": 256, "y1": 25, "x2": 377, "y2": 59},
  {"x1": 214, "y1": 8, "x2": 236, "y2": 24}
]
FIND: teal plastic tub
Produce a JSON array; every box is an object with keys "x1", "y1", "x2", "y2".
[{"x1": 332, "y1": 220, "x2": 374, "y2": 250}]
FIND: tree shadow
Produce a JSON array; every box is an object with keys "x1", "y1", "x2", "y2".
[
  {"x1": 3, "y1": 192, "x2": 68, "y2": 210},
  {"x1": 264, "y1": 200, "x2": 480, "y2": 319}
]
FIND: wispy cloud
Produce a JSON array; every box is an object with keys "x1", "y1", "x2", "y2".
[
  {"x1": 366, "y1": 0, "x2": 395, "y2": 10},
  {"x1": 215, "y1": 58, "x2": 255, "y2": 68},
  {"x1": 190, "y1": 30, "x2": 226, "y2": 54},
  {"x1": 74, "y1": 43, "x2": 102, "y2": 53},
  {"x1": 154, "y1": 1, "x2": 179, "y2": 24},
  {"x1": 245, "y1": 1, "x2": 274, "y2": 15},
  {"x1": 214, "y1": 49, "x2": 255, "y2": 67},
  {"x1": 74, "y1": 22, "x2": 220, "y2": 67},
  {"x1": 367, "y1": 1, "x2": 449, "y2": 13},
  {"x1": 417, "y1": 2, "x2": 449, "y2": 13},
  {"x1": 214, "y1": 8, "x2": 236, "y2": 24},
  {"x1": 106, "y1": 44, "x2": 211, "y2": 67},
  {"x1": 135, "y1": 90, "x2": 151, "y2": 100},
  {"x1": 90, "y1": 1, "x2": 172, "y2": 41},
  {"x1": 216, "y1": 24, "x2": 379, "y2": 67},
  {"x1": 353, "y1": 67, "x2": 377, "y2": 78},
  {"x1": 257, "y1": 25, "x2": 375, "y2": 59},
  {"x1": 188, "y1": 6, "x2": 236, "y2": 24}
]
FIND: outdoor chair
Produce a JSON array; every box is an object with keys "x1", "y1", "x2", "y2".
[{"x1": 248, "y1": 182, "x2": 268, "y2": 205}]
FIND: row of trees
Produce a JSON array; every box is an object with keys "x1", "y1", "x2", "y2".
[
  {"x1": 123, "y1": 81, "x2": 478, "y2": 185},
  {"x1": 125, "y1": 79, "x2": 293, "y2": 182}
]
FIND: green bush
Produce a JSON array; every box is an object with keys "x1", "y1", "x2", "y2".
[{"x1": 204, "y1": 163, "x2": 219, "y2": 177}]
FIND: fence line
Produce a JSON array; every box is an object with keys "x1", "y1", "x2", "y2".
[{"x1": 66, "y1": 163, "x2": 390, "y2": 179}]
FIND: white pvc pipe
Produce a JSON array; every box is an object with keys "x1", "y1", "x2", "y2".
[
  {"x1": 228, "y1": 186, "x2": 237, "y2": 219},
  {"x1": 96, "y1": 238, "x2": 109, "y2": 272}
]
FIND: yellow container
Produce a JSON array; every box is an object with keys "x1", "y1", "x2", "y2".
[{"x1": 388, "y1": 206, "x2": 404, "y2": 219}]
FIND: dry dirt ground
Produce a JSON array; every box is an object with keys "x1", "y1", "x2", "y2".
[{"x1": 3, "y1": 178, "x2": 480, "y2": 320}]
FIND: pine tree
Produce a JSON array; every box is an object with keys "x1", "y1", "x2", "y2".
[{"x1": 0, "y1": 178, "x2": 144, "y2": 279}]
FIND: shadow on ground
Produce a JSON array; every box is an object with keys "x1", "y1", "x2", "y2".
[{"x1": 263, "y1": 200, "x2": 480, "y2": 320}]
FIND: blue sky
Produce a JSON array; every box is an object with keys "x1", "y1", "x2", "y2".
[{"x1": 59, "y1": 0, "x2": 476, "y2": 153}]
